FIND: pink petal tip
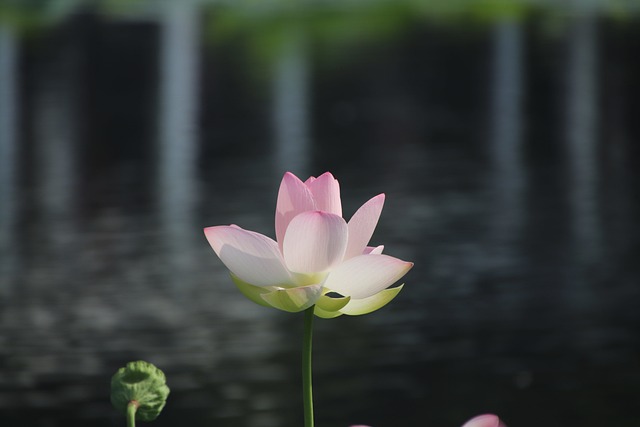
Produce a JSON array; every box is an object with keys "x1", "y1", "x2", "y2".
[{"x1": 461, "y1": 414, "x2": 505, "y2": 427}]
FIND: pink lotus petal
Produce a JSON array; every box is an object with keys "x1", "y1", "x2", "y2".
[
  {"x1": 363, "y1": 245, "x2": 384, "y2": 255},
  {"x1": 306, "y1": 171, "x2": 342, "y2": 216},
  {"x1": 283, "y1": 211, "x2": 348, "y2": 274},
  {"x1": 204, "y1": 226, "x2": 293, "y2": 287},
  {"x1": 344, "y1": 194, "x2": 385, "y2": 260},
  {"x1": 304, "y1": 176, "x2": 316, "y2": 184},
  {"x1": 323, "y1": 254, "x2": 413, "y2": 299},
  {"x1": 276, "y1": 172, "x2": 316, "y2": 251},
  {"x1": 461, "y1": 414, "x2": 505, "y2": 427}
]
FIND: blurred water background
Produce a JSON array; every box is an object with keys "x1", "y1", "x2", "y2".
[{"x1": 1, "y1": 0, "x2": 640, "y2": 426}]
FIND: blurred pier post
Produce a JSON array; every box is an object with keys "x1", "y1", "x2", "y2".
[
  {"x1": 273, "y1": 24, "x2": 311, "y2": 177},
  {"x1": 488, "y1": 18, "x2": 525, "y2": 271},
  {"x1": 0, "y1": 24, "x2": 18, "y2": 293},
  {"x1": 564, "y1": 10, "x2": 602, "y2": 352},
  {"x1": 157, "y1": 0, "x2": 201, "y2": 291},
  {"x1": 36, "y1": 37, "x2": 81, "y2": 224},
  {"x1": 485, "y1": 17, "x2": 528, "y2": 319},
  {"x1": 566, "y1": 12, "x2": 601, "y2": 266},
  {"x1": 29, "y1": 28, "x2": 81, "y2": 301},
  {"x1": 34, "y1": 48, "x2": 78, "y2": 236}
]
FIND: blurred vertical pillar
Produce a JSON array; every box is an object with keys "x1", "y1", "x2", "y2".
[
  {"x1": 488, "y1": 18, "x2": 525, "y2": 274},
  {"x1": 0, "y1": 25, "x2": 19, "y2": 293},
  {"x1": 566, "y1": 12, "x2": 601, "y2": 266},
  {"x1": 601, "y1": 25, "x2": 633, "y2": 266},
  {"x1": 33, "y1": 35, "x2": 79, "y2": 277},
  {"x1": 157, "y1": 0, "x2": 200, "y2": 291},
  {"x1": 564, "y1": 10, "x2": 602, "y2": 355},
  {"x1": 273, "y1": 24, "x2": 311, "y2": 177}
]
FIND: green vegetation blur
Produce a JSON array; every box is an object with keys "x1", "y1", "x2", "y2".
[{"x1": 1, "y1": 0, "x2": 637, "y2": 83}]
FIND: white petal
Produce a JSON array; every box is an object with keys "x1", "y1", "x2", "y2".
[
  {"x1": 306, "y1": 172, "x2": 342, "y2": 216},
  {"x1": 283, "y1": 211, "x2": 348, "y2": 274},
  {"x1": 204, "y1": 226, "x2": 292, "y2": 286},
  {"x1": 323, "y1": 254, "x2": 413, "y2": 299},
  {"x1": 344, "y1": 194, "x2": 385, "y2": 260},
  {"x1": 340, "y1": 284, "x2": 403, "y2": 315},
  {"x1": 275, "y1": 172, "x2": 315, "y2": 251}
]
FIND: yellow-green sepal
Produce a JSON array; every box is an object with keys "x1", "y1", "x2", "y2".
[
  {"x1": 313, "y1": 291, "x2": 350, "y2": 318},
  {"x1": 260, "y1": 283, "x2": 324, "y2": 312},
  {"x1": 313, "y1": 305, "x2": 344, "y2": 319},
  {"x1": 230, "y1": 274, "x2": 273, "y2": 308},
  {"x1": 340, "y1": 284, "x2": 404, "y2": 316},
  {"x1": 316, "y1": 292, "x2": 350, "y2": 312}
]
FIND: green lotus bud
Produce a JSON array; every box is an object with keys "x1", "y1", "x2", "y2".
[{"x1": 111, "y1": 361, "x2": 170, "y2": 423}]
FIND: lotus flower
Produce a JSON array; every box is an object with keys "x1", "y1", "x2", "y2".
[{"x1": 204, "y1": 172, "x2": 413, "y2": 316}]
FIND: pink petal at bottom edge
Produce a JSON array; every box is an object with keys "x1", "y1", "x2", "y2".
[
  {"x1": 461, "y1": 414, "x2": 505, "y2": 427},
  {"x1": 349, "y1": 414, "x2": 504, "y2": 427}
]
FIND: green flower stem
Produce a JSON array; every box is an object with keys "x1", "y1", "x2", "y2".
[
  {"x1": 302, "y1": 305, "x2": 315, "y2": 427},
  {"x1": 127, "y1": 401, "x2": 138, "y2": 427}
]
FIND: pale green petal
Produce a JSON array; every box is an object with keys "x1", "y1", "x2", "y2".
[
  {"x1": 339, "y1": 284, "x2": 404, "y2": 316},
  {"x1": 230, "y1": 274, "x2": 273, "y2": 308},
  {"x1": 313, "y1": 305, "x2": 344, "y2": 319},
  {"x1": 261, "y1": 283, "x2": 323, "y2": 312},
  {"x1": 315, "y1": 293, "x2": 350, "y2": 312}
]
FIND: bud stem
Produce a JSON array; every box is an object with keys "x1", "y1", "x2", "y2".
[{"x1": 127, "y1": 401, "x2": 138, "y2": 427}]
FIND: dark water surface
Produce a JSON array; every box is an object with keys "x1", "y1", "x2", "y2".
[{"x1": 1, "y1": 7, "x2": 640, "y2": 427}]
